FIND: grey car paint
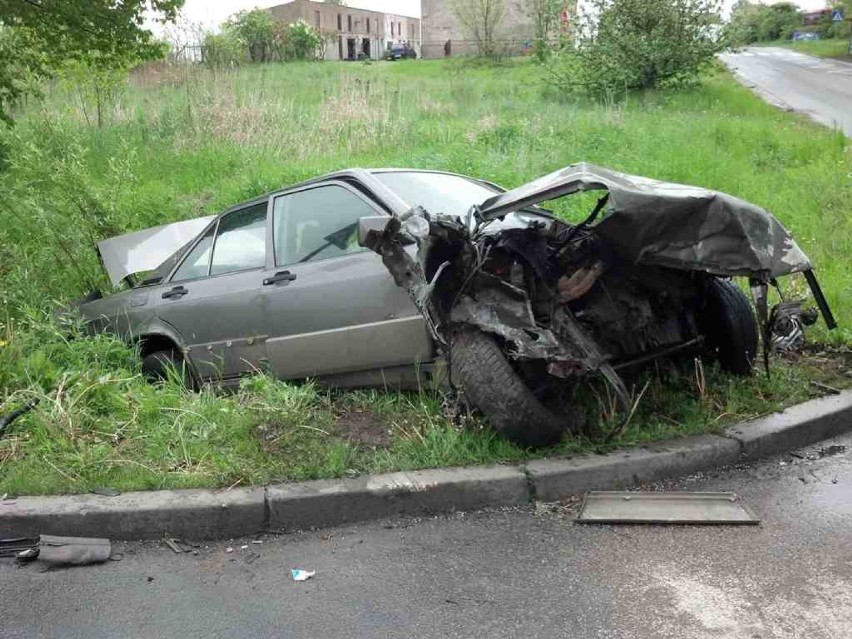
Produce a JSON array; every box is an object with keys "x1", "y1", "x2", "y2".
[{"x1": 80, "y1": 169, "x2": 477, "y2": 386}]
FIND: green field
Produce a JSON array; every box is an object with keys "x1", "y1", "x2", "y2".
[
  {"x1": 766, "y1": 38, "x2": 852, "y2": 59},
  {"x1": 1, "y1": 58, "x2": 850, "y2": 495}
]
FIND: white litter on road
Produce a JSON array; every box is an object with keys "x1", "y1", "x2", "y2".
[{"x1": 291, "y1": 569, "x2": 316, "y2": 582}]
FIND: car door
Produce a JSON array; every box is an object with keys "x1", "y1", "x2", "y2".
[
  {"x1": 154, "y1": 202, "x2": 270, "y2": 382},
  {"x1": 262, "y1": 181, "x2": 432, "y2": 380}
]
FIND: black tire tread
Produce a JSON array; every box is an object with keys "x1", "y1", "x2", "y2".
[
  {"x1": 451, "y1": 328, "x2": 567, "y2": 447},
  {"x1": 141, "y1": 350, "x2": 195, "y2": 389},
  {"x1": 702, "y1": 279, "x2": 759, "y2": 375}
]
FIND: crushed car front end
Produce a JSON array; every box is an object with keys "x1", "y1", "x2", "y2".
[{"x1": 361, "y1": 163, "x2": 836, "y2": 447}]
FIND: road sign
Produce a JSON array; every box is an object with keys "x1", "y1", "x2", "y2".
[{"x1": 832, "y1": 9, "x2": 843, "y2": 22}]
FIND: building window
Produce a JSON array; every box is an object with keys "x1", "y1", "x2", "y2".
[
  {"x1": 347, "y1": 15, "x2": 352, "y2": 32},
  {"x1": 314, "y1": 11, "x2": 321, "y2": 28},
  {"x1": 366, "y1": 17, "x2": 370, "y2": 34},
  {"x1": 337, "y1": 13, "x2": 342, "y2": 31}
]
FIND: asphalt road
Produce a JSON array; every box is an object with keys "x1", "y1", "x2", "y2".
[
  {"x1": 3, "y1": 433, "x2": 852, "y2": 639},
  {"x1": 720, "y1": 46, "x2": 852, "y2": 137}
]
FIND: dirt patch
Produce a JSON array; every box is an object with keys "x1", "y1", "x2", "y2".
[{"x1": 333, "y1": 407, "x2": 393, "y2": 449}]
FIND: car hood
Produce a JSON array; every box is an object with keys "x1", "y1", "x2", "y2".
[
  {"x1": 477, "y1": 163, "x2": 811, "y2": 279},
  {"x1": 97, "y1": 216, "x2": 216, "y2": 287}
]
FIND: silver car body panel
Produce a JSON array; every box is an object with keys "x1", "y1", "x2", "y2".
[
  {"x1": 97, "y1": 215, "x2": 216, "y2": 286},
  {"x1": 478, "y1": 162, "x2": 812, "y2": 279}
]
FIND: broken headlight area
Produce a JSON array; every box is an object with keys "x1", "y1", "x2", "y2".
[{"x1": 361, "y1": 164, "x2": 836, "y2": 448}]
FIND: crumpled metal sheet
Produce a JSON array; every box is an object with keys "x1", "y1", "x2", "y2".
[
  {"x1": 478, "y1": 163, "x2": 811, "y2": 279},
  {"x1": 449, "y1": 287, "x2": 570, "y2": 361},
  {"x1": 38, "y1": 535, "x2": 111, "y2": 565}
]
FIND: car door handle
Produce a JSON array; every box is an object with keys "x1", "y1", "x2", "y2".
[
  {"x1": 263, "y1": 271, "x2": 297, "y2": 286},
  {"x1": 162, "y1": 286, "x2": 188, "y2": 299}
]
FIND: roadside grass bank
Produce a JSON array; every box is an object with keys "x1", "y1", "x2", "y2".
[
  {"x1": 762, "y1": 38, "x2": 852, "y2": 59},
  {"x1": 1, "y1": 58, "x2": 851, "y2": 495}
]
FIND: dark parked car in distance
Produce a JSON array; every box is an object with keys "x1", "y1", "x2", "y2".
[{"x1": 385, "y1": 42, "x2": 417, "y2": 60}]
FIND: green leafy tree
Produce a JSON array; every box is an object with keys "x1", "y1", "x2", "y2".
[
  {"x1": 756, "y1": 3, "x2": 801, "y2": 42},
  {"x1": 0, "y1": 0, "x2": 182, "y2": 123},
  {"x1": 550, "y1": 0, "x2": 723, "y2": 98},
  {"x1": 287, "y1": 20, "x2": 322, "y2": 60},
  {"x1": 203, "y1": 31, "x2": 245, "y2": 68},
  {"x1": 527, "y1": 0, "x2": 566, "y2": 60},
  {"x1": 226, "y1": 9, "x2": 276, "y2": 62}
]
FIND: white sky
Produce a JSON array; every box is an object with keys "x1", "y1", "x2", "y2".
[
  {"x1": 147, "y1": 0, "x2": 421, "y2": 38},
  {"x1": 146, "y1": 0, "x2": 831, "y2": 39}
]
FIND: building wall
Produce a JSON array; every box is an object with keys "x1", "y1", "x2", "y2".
[
  {"x1": 422, "y1": 0, "x2": 564, "y2": 59},
  {"x1": 267, "y1": 0, "x2": 420, "y2": 61}
]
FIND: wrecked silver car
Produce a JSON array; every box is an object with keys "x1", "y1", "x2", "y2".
[
  {"x1": 78, "y1": 164, "x2": 834, "y2": 447},
  {"x1": 359, "y1": 163, "x2": 836, "y2": 446}
]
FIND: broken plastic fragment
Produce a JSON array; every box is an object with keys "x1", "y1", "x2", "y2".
[{"x1": 291, "y1": 569, "x2": 316, "y2": 582}]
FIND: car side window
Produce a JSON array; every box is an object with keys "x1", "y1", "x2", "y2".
[
  {"x1": 273, "y1": 185, "x2": 377, "y2": 267},
  {"x1": 209, "y1": 202, "x2": 267, "y2": 276},
  {"x1": 171, "y1": 226, "x2": 215, "y2": 283}
]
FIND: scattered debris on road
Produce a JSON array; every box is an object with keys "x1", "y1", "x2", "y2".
[
  {"x1": 575, "y1": 491, "x2": 760, "y2": 525},
  {"x1": 291, "y1": 569, "x2": 316, "y2": 582}
]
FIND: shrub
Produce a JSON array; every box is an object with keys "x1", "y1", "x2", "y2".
[{"x1": 549, "y1": 0, "x2": 723, "y2": 99}]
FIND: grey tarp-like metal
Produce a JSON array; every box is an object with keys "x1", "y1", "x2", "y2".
[{"x1": 478, "y1": 163, "x2": 812, "y2": 279}]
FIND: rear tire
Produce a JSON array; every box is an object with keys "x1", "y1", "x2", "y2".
[
  {"x1": 699, "y1": 278, "x2": 759, "y2": 375},
  {"x1": 451, "y1": 328, "x2": 569, "y2": 448},
  {"x1": 141, "y1": 350, "x2": 195, "y2": 389}
]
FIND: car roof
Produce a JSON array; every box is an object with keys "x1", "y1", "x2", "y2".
[{"x1": 216, "y1": 168, "x2": 502, "y2": 216}]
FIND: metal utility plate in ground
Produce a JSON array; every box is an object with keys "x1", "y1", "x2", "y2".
[{"x1": 575, "y1": 491, "x2": 760, "y2": 525}]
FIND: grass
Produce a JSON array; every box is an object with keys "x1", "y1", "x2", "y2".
[
  {"x1": 1, "y1": 57, "x2": 851, "y2": 495},
  {"x1": 762, "y1": 38, "x2": 852, "y2": 59}
]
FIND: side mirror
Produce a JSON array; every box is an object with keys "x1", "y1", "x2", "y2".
[{"x1": 357, "y1": 216, "x2": 390, "y2": 248}]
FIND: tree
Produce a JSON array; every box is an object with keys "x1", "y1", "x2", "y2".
[
  {"x1": 450, "y1": 0, "x2": 506, "y2": 57},
  {"x1": 527, "y1": 0, "x2": 565, "y2": 59},
  {"x1": 226, "y1": 9, "x2": 276, "y2": 62},
  {"x1": 756, "y1": 3, "x2": 800, "y2": 42},
  {"x1": 287, "y1": 20, "x2": 322, "y2": 60},
  {"x1": 0, "y1": 0, "x2": 182, "y2": 123},
  {"x1": 550, "y1": 0, "x2": 723, "y2": 98}
]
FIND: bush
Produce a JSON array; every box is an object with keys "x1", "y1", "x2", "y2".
[{"x1": 549, "y1": 0, "x2": 722, "y2": 99}]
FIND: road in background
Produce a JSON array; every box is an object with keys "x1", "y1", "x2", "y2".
[
  {"x1": 2, "y1": 432, "x2": 852, "y2": 638},
  {"x1": 720, "y1": 46, "x2": 852, "y2": 137}
]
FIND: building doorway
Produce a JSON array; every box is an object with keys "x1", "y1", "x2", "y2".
[
  {"x1": 347, "y1": 38, "x2": 356, "y2": 60},
  {"x1": 362, "y1": 38, "x2": 371, "y2": 59}
]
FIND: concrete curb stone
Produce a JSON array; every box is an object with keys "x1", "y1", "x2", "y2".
[
  {"x1": 527, "y1": 434, "x2": 741, "y2": 502},
  {"x1": 1, "y1": 390, "x2": 851, "y2": 540},
  {"x1": 267, "y1": 465, "x2": 530, "y2": 532},
  {"x1": 0, "y1": 487, "x2": 266, "y2": 541},
  {"x1": 723, "y1": 391, "x2": 852, "y2": 460}
]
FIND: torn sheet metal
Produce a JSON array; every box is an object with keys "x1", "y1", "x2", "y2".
[
  {"x1": 478, "y1": 163, "x2": 811, "y2": 279},
  {"x1": 575, "y1": 491, "x2": 760, "y2": 525}
]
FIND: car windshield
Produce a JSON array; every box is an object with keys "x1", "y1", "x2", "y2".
[{"x1": 372, "y1": 171, "x2": 501, "y2": 218}]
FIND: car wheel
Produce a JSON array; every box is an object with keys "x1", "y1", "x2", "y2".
[
  {"x1": 699, "y1": 278, "x2": 759, "y2": 375},
  {"x1": 141, "y1": 350, "x2": 195, "y2": 389},
  {"x1": 450, "y1": 327, "x2": 570, "y2": 448}
]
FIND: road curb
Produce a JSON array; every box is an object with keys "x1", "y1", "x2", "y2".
[{"x1": 2, "y1": 391, "x2": 850, "y2": 540}]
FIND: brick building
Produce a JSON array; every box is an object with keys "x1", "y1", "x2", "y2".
[
  {"x1": 268, "y1": 0, "x2": 421, "y2": 61},
  {"x1": 421, "y1": 0, "x2": 575, "y2": 59}
]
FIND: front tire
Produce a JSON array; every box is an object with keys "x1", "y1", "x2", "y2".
[
  {"x1": 451, "y1": 328, "x2": 569, "y2": 447},
  {"x1": 141, "y1": 350, "x2": 195, "y2": 389}
]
